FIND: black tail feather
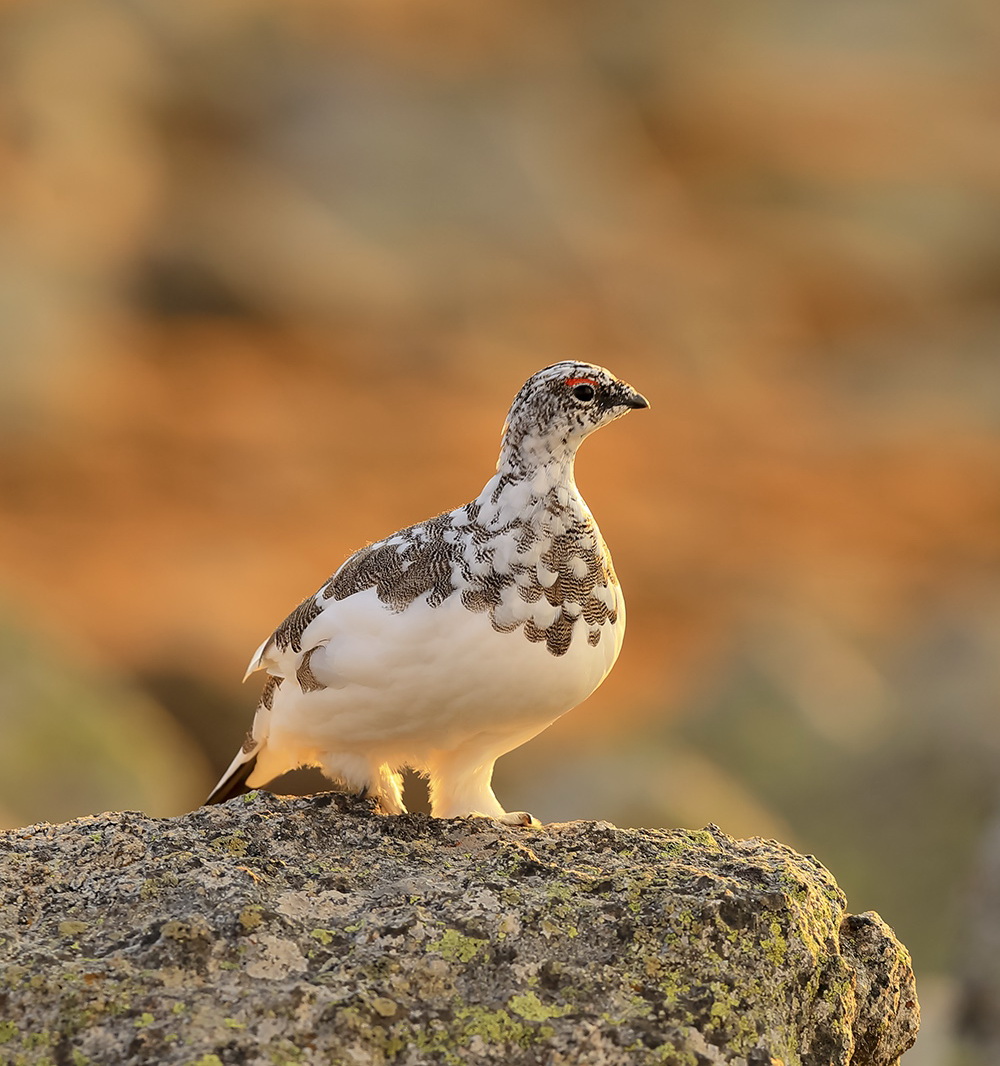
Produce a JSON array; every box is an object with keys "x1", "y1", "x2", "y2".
[{"x1": 204, "y1": 753, "x2": 258, "y2": 806}]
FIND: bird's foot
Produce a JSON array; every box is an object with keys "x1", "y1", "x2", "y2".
[
  {"x1": 496, "y1": 811, "x2": 542, "y2": 828},
  {"x1": 444, "y1": 807, "x2": 541, "y2": 826},
  {"x1": 350, "y1": 785, "x2": 406, "y2": 816}
]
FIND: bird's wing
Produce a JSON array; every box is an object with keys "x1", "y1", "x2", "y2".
[
  {"x1": 242, "y1": 635, "x2": 273, "y2": 682},
  {"x1": 240, "y1": 534, "x2": 399, "y2": 682},
  {"x1": 241, "y1": 513, "x2": 457, "y2": 682},
  {"x1": 242, "y1": 591, "x2": 325, "y2": 681}
]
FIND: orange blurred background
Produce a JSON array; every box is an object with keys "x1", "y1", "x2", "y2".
[{"x1": 1, "y1": 2, "x2": 999, "y2": 1058}]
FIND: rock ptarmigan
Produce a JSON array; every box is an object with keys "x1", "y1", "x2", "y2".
[{"x1": 206, "y1": 362, "x2": 649, "y2": 823}]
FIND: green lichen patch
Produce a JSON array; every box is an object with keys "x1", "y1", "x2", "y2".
[
  {"x1": 57, "y1": 922, "x2": 89, "y2": 939},
  {"x1": 453, "y1": 1004, "x2": 545, "y2": 1047},
  {"x1": 236, "y1": 906, "x2": 264, "y2": 933},
  {"x1": 507, "y1": 990, "x2": 574, "y2": 1022},
  {"x1": 428, "y1": 927, "x2": 489, "y2": 963},
  {"x1": 208, "y1": 832, "x2": 248, "y2": 857}
]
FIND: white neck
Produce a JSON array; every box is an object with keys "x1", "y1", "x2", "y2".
[{"x1": 469, "y1": 438, "x2": 584, "y2": 532}]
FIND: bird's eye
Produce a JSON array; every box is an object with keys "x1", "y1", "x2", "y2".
[{"x1": 571, "y1": 383, "x2": 595, "y2": 403}]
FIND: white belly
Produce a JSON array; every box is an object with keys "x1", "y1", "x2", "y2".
[{"x1": 259, "y1": 586, "x2": 624, "y2": 770}]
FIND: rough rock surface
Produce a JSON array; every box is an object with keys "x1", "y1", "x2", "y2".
[
  {"x1": 958, "y1": 805, "x2": 1000, "y2": 1064},
  {"x1": 0, "y1": 792, "x2": 918, "y2": 1066}
]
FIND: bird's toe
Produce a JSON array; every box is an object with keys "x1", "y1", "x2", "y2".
[{"x1": 497, "y1": 811, "x2": 541, "y2": 827}]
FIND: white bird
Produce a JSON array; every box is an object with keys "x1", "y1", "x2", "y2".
[{"x1": 206, "y1": 362, "x2": 649, "y2": 823}]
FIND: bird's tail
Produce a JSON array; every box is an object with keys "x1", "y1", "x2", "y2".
[{"x1": 205, "y1": 742, "x2": 259, "y2": 805}]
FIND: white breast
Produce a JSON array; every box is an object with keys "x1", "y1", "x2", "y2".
[{"x1": 255, "y1": 585, "x2": 624, "y2": 772}]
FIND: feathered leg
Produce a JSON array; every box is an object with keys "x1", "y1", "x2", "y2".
[
  {"x1": 316, "y1": 752, "x2": 406, "y2": 815},
  {"x1": 426, "y1": 753, "x2": 535, "y2": 825}
]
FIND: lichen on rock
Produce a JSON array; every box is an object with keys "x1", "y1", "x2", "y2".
[{"x1": 0, "y1": 792, "x2": 918, "y2": 1065}]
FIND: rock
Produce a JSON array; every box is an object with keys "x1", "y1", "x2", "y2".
[
  {"x1": 0, "y1": 792, "x2": 918, "y2": 1065},
  {"x1": 957, "y1": 806, "x2": 1000, "y2": 1063}
]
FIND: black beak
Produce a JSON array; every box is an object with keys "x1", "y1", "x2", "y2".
[{"x1": 621, "y1": 386, "x2": 650, "y2": 411}]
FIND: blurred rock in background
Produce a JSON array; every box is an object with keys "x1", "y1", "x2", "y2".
[
  {"x1": 959, "y1": 805, "x2": 1000, "y2": 1065},
  {"x1": 1, "y1": 2, "x2": 999, "y2": 1060},
  {"x1": 0, "y1": 607, "x2": 212, "y2": 827}
]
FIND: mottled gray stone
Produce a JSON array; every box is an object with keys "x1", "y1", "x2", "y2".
[
  {"x1": 958, "y1": 807, "x2": 1000, "y2": 1064},
  {"x1": 0, "y1": 793, "x2": 919, "y2": 1065}
]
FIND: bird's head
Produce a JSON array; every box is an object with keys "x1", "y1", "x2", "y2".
[{"x1": 499, "y1": 362, "x2": 649, "y2": 472}]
